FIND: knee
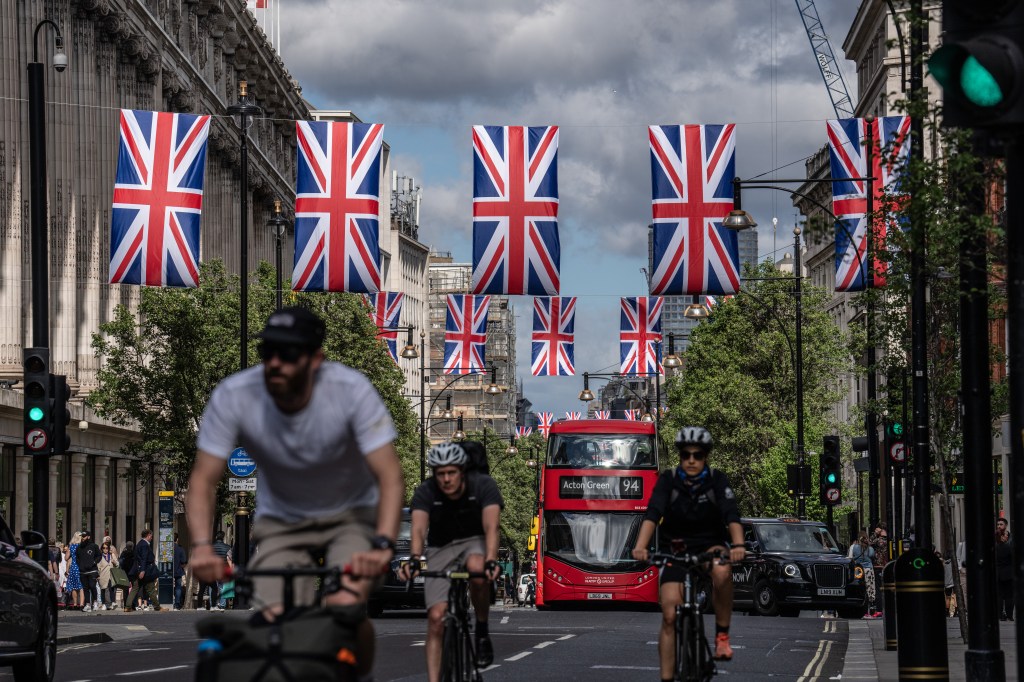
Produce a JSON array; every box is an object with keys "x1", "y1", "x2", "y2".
[
  {"x1": 427, "y1": 606, "x2": 446, "y2": 634},
  {"x1": 661, "y1": 608, "x2": 677, "y2": 629}
]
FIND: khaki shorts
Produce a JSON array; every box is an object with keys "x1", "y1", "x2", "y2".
[
  {"x1": 248, "y1": 507, "x2": 376, "y2": 608},
  {"x1": 424, "y1": 536, "x2": 486, "y2": 608}
]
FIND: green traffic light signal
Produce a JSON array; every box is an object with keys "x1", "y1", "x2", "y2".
[
  {"x1": 961, "y1": 55, "x2": 1004, "y2": 107},
  {"x1": 826, "y1": 472, "x2": 837, "y2": 484},
  {"x1": 892, "y1": 422, "x2": 903, "y2": 436},
  {"x1": 28, "y1": 406, "x2": 44, "y2": 422}
]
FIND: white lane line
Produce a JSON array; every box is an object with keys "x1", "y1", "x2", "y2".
[
  {"x1": 116, "y1": 665, "x2": 189, "y2": 676},
  {"x1": 500, "y1": 615, "x2": 509, "y2": 624},
  {"x1": 534, "y1": 641, "x2": 555, "y2": 649},
  {"x1": 516, "y1": 626, "x2": 594, "y2": 629},
  {"x1": 482, "y1": 664, "x2": 501, "y2": 672},
  {"x1": 592, "y1": 665, "x2": 660, "y2": 670},
  {"x1": 505, "y1": 651, "x2": 534, "y2": 661},
  {"x1": 556, "y1": 634, "x2": 575, "y2": 641},
  {"x1": 129, "y1": 648, "x2": 170, "y2": 652},
  {"x1": 412, "y1": 640, "x2": 425, "y2": 647}
]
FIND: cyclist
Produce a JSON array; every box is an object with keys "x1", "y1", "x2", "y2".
[
  {"x1": 186, "y1": 307, "x2": 405, "y2": 681},
  {"x1": 632, "y1": 426, "x2": 745, "y2": 680},
  {"x1": 399, "y1": 442, "x2": 503, "y2": 682}
]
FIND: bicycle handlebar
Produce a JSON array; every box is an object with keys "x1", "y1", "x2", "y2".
[
  {"x1": 648, "y1": 549, "x2": 730, "y2": 568},
  {"x1": 416, "y1": 569, "x2": 490, "y2": 580},
  {"x1": 225, "y1": 564, "x2": 384, "y2": 582}
]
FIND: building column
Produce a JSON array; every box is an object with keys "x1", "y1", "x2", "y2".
[
  {"x1": 14, "y1": 455, "x2": 31, "y2": 535},
  {"x1": 69, "y1": 454, "x2": 87, "y2": 537},
  {"x1": 48, "y1": 458, "x2": 60, "y2": 541},
  {"x1": 94, "y1": 456, "x2": 109, "y2": 540},
  {"x1": 134, "y1": 467, "x2": 147, "y2": 536},
  {"x1": 115, "y1": 459, "x2": 129, "y2": 547}
]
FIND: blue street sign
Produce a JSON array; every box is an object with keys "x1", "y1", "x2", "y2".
[{"x1": 228, "y1": 447, "x2": 257, "y2": 478}]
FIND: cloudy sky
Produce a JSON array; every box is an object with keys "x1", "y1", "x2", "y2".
[{"x1": 273, "y1": 0, "x2": 861, "y2": 414}]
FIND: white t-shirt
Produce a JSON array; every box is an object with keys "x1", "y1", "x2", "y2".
[{"x1": 197, "y1": 362, "x2": 397, "y2": 523}]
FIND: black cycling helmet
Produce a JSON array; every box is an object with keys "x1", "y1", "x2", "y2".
[{"x1": 675, "y1": 426, "x2": 713, "y2": 453}]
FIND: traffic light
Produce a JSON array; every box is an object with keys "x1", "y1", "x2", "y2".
[
  {"x1": 886, "y1": 421, "x2": 904, "y2": 439},
  {"x1": 820, "y1": 435, "x2": 842, "y2": 506},
  {"x1": 50, "y1": 374, "x2": 71, "y2": 456},
  {"x1": 929, "y1": 3, "x2": 1024, "y2": 131},
  {"x1": 22, "y1": 348, "x2": 51, "y2": 454}
]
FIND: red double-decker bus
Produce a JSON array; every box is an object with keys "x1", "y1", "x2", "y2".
[{"x1": 535, "y1": 419, "x2": 662, "y2": 607}]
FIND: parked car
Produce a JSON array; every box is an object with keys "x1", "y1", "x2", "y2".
[
  {"x1": 0, "y1": 512, "x2": 57, "y2": 681},
  {"x1": 516, "y1": 574, "x2": 536, "y2": 606},
  {"x1": 731, "y1": 517, "x2": 867, "y2": 618},
  {"x1": 368, "y1": 509, "x2": 425, "y2": 616}
]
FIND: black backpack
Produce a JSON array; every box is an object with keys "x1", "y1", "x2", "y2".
[{"x1": 459, "y1": 440, "x2": 491, "y2": 476}]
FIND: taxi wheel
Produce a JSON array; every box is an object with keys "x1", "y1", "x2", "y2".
[{"x1": 753, "y1": 580, "x2": 780, "y2": 617}]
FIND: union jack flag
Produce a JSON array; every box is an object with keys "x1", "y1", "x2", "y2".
[
  {"x1": 827, "y1": 116, "x2": 911, "y2": 292},
  {"x1": 363, "y1": 292, "x2": 404, "y2": 363},
  {"x1": 471, "y1": 125, "x2": 560, "y2": 295},
  {"x1": 110, "y1": 109, "x2": 211, "y2": 287},
  {"x1": 624, "y1": 409, "x2": 640, "y2": 421},
  {"x1": 515, "y1": 426, "x2": 533, "y2": 438},
  {"x1": 594, "y1": 410, "x2": 610, "y2": 419},
  {"x1": 443, "y1": 295, "x2": 490, "y2": 375},
  {"x1": 293, "y1": 120, "x2": 383, "y2": 293},
  {"x1": 704, "y1": 294, "x2": 733, "y2": 310},
  {"x1": 565, "y1": 411, "x2": 581, "y2": 420},
  {"x1": 620, "y1": 297, "x2": 663, "y2": 376},
  {"x1": 537, "y1": 412, "x2": 554, "y2": 438},
  {"x1": 531, "y1": 297, "x2": 576, "y2": 376},
  {"x1": 649, "y1": 125, "x2": 739, "y2": 295}
]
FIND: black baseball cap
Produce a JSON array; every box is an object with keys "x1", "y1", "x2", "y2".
[{"x1": 256, "y1": 307, "x2": 326, "y2": 348}]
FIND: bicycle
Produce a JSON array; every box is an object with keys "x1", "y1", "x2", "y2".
[
  {"x1": 413, "y1": 565, "x2": 490, "y2": 682},
  {"x1": 194, "y1": 564, "x2": 365, "y2": 682},
  {"x1": 649, "y1": 548, "x2": 728, "y2": 682}
]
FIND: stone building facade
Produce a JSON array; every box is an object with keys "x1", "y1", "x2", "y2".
[{"x1": 1, "y1": 0, "x2": 309, "y2": 542}]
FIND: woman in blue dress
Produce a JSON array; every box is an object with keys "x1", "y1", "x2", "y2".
[{"x1": 64, "y1": 531, "x2": 84, "y2": 609}]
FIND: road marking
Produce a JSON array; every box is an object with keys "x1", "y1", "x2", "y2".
[
  {"x1": 505, "y1": 651, "x2": 533, "y2": 661},
  {"x1": 592, "y1": 665, "x2": 660, "y2": 670},
  {"x1": 534, "y1": 641, "x2": 555, "y2": 648},
  {"x1": 796, "y1": 639, "x2": 833, "y2": 682},
  {"x1": 59, "y1": 643, "x2": 101, "y2": 654},
  {"x1": 482, "y1": 665, "x2": 501, "y2": 672},
  {"x1": 412, "y1": 640, "x2": 425, "y2": 647},
  {"x1": 125, "y1": 625, "x2": 148, "y2": 631},
  {"x1": 129, "y1": 648, "x2": 170, "y2": 652},
  {"x1": 116, "y1": 665, "x2": 189, "y2": 676},
  {"x1": 556, "y1": 634, "x2": 575, "y2": 641},
  {"x1": 500, "y1": 615, "x2": 509, "y2": 624},
  {"x1": 516, "y1": 626, "x2": 594, "y2": 629}
]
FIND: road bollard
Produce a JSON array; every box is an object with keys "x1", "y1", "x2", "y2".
[
  {"x1": 883, "y1": 561, "x2": 898, "y2": 651},
  {"x1": 895, "y1": 548, "x2": 948, "y2": 680}
]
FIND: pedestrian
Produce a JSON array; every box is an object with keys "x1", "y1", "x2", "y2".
[
  {"x1": 47, "y1": 537, "x2": 60, "y2": 582},
  {"x1": 77, "y1": 530, "x2": 101, "y2": 611},
  {"x1": 65, "y1": 531, "x2": 84, "y2": 609},
  {"x1": 211, "y1": 531, "x2": 232, "y2": 610},
  {"x1": 97, "y1": 539, "x2": 119, "y2": 610},
  {"x1": 868, "y1": 523, "x2": 888, "y2": 614},
  {"x1": 125, "y1": 529, "x2": 162, "y2": 612},
  {"x1": 119, "y1": 540, "x2": 137, "y2": 609},
  {"x1": 941, "y1": 550, "x2": 957, "y2": 618},
  {"x1": 172, "y1": 533, "x2": 187, "y2": 609},
  {"x1": 995, "y1": 518, "x2": 1013, "y2": 621},
  {"x1": 851, "y1": 532, "x2": 877, "y2": 617}
]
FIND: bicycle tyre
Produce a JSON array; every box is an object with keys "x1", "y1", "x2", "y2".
[
  {"x1": 677, "y1": 609, "x2": 701, "y2": 682},
  {"x1": 441, "y1": 621, "x2": 460, "y2": 682},
  {"x1": 693, "y1": 610, "x2": 711, "y2": 682}
]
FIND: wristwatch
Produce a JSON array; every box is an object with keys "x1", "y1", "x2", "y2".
[{"x1": 370, "y1": 535, "x2": 396, "y2": 552}]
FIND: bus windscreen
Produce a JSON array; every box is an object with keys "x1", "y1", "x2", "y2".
[
  {"x1": 543, "y1": 511, "x2": 646, "y2": 573},
  {"x1": 547, "y1": 433, "x2": 657, "y2": 469}
]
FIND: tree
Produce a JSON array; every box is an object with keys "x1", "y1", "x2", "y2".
[
  {"x1": 662, "y1": 261, "x2": 850, "y2": 520},
  {"x1": 89, "y1": 260, "x2": 420, "y2": 505}
]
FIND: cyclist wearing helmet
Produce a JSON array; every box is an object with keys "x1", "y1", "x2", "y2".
[
  {"x1": 632, "y1": 426, "x2": 745, "y2": 677},
  {"x1": 400, "y1": 442, "x2": 504, "y2": 682}
]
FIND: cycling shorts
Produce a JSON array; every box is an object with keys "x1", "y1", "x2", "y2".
[
  {"x1": 424, "y1": 536, "x2": 486, "y2": 608},
  {"x1": 658, "y1": 541, "x2": 727, "y2": 585}
]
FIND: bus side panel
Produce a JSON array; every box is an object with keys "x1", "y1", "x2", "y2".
[{"x1": 538, "y1": 555, "x2": 660, "y2": 605}]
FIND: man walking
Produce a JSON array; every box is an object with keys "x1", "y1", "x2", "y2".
[
  {"x1": 77, "y1": 530, "x2": 101, "y2": 611},
  {"x1": 172, "y1": 533, "x2": 188, "y2": 610},
  {"x1": 126, "y1": 529, "x2": 162, "y2": 612}
]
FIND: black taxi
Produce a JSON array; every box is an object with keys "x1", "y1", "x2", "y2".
[{"x1": 731, "y1": 517, "x2": 867, "y2": 618}]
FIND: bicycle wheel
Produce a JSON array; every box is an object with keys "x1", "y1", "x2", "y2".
[
  {"x1": 441, "y1": 621, "x2": 461, "y2": 682},
  {"x1": 677, "y1": 609, "x2": 700, "y2": 682}
]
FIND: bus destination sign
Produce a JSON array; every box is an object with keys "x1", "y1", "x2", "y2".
[{"x1": 560, "y1": 475, "x2": 644, "y2": 500}]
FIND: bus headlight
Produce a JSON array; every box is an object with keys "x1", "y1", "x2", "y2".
[{"x1": 783, "y1": 563, "x2": 800, "y2": 578}]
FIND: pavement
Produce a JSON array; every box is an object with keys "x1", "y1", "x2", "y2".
[{"x1": 841, "y1": 614, "x2": 1018, "y2": 681}]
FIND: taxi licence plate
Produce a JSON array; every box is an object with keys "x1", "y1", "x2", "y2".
[
  {"x1": 587, "y1": 593, "x2": 612, "y2": 600},
  {"x1": 817, "y1": 588, "x2": 845, "y2": 596},
  {"x1": 414, "y1": 576, "x2": 424, "y2": 584}
]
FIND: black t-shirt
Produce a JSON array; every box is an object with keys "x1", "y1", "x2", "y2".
[
  {"x1": 643, "y1": 467, "x2": 740, "y2": 551},
  {"x1": 77, "y1": 541, "x2": 100, "y2": 573},
  {"x1": 410, "y1": 472, "x2": 504, "y2": 548}
]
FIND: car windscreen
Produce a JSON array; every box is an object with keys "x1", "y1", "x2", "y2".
[
  {"x1": 755, "y1": 523, "x2": 840, "y2": 553},
  {"x1": 546, "y1": 434, "x2": 657, "y2": 469},
  {"x1": 543, "y1": 511, "x2": 645, "y2": 572}
]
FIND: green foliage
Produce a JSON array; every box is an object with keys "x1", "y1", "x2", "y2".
[
  {"x1": 662, "y1": 261, "x2": 850, "y2": 521},
  {"x1": 89, "y1": 260, "x2": 419, "y2": 506}
]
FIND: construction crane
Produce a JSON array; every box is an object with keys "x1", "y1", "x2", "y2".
[{"x1": 795, "y1": 0, "x2": 856, "y2": 119}]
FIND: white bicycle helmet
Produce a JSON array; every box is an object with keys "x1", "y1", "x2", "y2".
[
  {"x1": 427, "y1": 442, "x2": 468, "y2": 468},
  {"x1": 675, "y1": 426, "x2": 713, "y2": 452}
]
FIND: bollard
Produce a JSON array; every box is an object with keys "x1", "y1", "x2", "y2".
[
  {"x1": 883, "y1": 561, "x2": 898, "y2": 651},
  {"x1": 895, "y1": 548, "x2": 949, "y2": 681}
]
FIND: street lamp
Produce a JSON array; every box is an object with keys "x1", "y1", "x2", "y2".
[
  {"x1": 27, "y1": 17, "x2": 66, "y2": 547},
  {"x1": 452, "y1": 414, "x2": 466, "y2": 442},
  {"x1": 663, "y1": 333, "x2": 683, "y2": 369},
  {"x1": 441, "y1": 395, "x2": 454, "y2": 420},
  {"x1": 227, "y1": 80, "x2": 264, "y2": 371},
  {"x1": 578, "y1": 372, "x2": 658, "y2": 424},
  {"x1": 266, "y1": 198, "x2": 289, "y2": 310},
  {"x1": 485, "y1": 366, "x2": 503, "y2": 395},
  {"x1": 506, "y1": 434, "x2": 518, "y2": 457},
  {"x1": 684, "y1": 303, "x2": 710, "y2": 320}
]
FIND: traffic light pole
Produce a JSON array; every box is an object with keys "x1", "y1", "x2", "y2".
[{"x1": 865, "y1": 124, "x2": 880, "y2": 530}]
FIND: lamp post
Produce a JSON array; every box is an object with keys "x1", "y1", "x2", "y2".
[
  {"x1": 266, "y1": 199, "x2": 289, "y2": 310},
  {"x1": 579, "y1": 372, "x2": 657, "y2": 422},
  {"x1": 419, "y1": 365, "x2": 501, "y2": 481},
  {"x1": 27, "y1": 18, "x2": 66, "y2": 546},
  {"x1": 226, "y1": 80, "x2": 263, "y2": 370}
]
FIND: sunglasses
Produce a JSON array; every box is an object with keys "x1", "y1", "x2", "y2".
[
  {"x1": 680, "y1": 450, "x2": 706, "y2": 462},
  {"x1": 257, "y1": 342, "x2": 308, "y2": 363}
]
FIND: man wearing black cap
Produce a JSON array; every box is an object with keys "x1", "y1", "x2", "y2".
[{"x1": 186, "y1": 306, "x2": 404, "y2": 679}]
